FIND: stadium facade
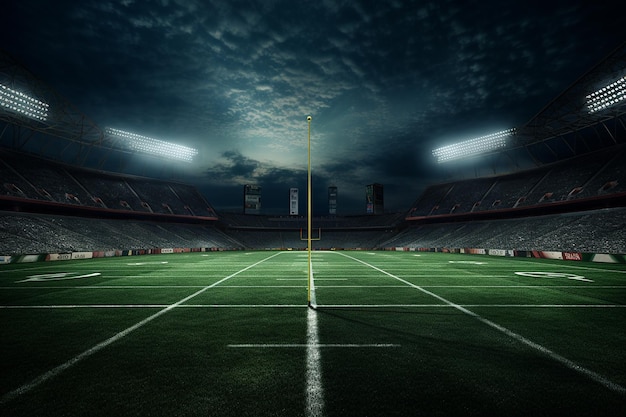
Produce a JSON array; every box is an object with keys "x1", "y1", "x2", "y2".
[{"x1": 1, "y1": 44, "x2": 626, "y2": 262}]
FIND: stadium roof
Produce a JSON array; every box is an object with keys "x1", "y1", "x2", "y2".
[{"x1": 513, "y1": 42, "x2": 626, "y2": 163}]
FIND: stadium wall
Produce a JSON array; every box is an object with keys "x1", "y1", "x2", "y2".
[
  {"x1": 394, "y1": 247, "x2": 626, "y2": 263},
  {"x1": 1, "y1": 247, "x2": 625, "y2": 265}
]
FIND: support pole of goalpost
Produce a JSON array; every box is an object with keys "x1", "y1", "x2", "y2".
[{"x1": 307, "y1": 115, "x2": 313, "y2": 308}]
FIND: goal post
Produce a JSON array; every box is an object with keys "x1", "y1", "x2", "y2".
[
  {"x1": 300, "y1": 228, "x2": 322, "y2": 241},
  {"x1": 306, "y1": 116, "x2": 317, "y2": 308}
]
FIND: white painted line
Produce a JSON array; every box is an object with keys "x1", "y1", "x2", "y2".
[
  {"x1": 16, "y1": 272, "x2": 102, "y2": 283},
  {"x1": 314, "y1": 285, "x2": 626, "y2": 289},
  {"x1": 216, "y1": 285, "x2": 306, "y2": 288},
  {"x1": 229, "y1": 343, "x2": 400, "y2": 348},
  {"x1": 309, "y1": 264, "x2": 318, "y2": 309},
  {"x1": 4, "y1": 284, "x2": 624, "y2": 290},
  {"x1": 315, "y1": 279, "x2": 348, "y2": 281},
  {"x1": 315, "y1": 304, "x2": 626, "y2": 309},
  {"x1": 3, "y1": 303, "x2": 623, "y2": 310},
  {"x1": 417, "y1": 285, "x2": 626, "y2": 288},
  {"x1": 0, "y1": 304, "x2": 170, "y2": 309},
  {"x1": 515, "y1": 271, "x2": 593, "y2": 282},
  {"x1": 448, "y1": 260, "x2": 487, "y2": 265},
  {"x1": 277, "y1": 278, "x2": 347, "y2": 281},
  {"x1": 334, "y1": 252, "x2": 626, "y2": 395},
  {"x1": 0, "y1": 251, "x2": 284, "y2": 406},
  {"x1": 306, "y1": 307, "x2": 324, "y2": 417},
  {"x1": 457, "y1": 304, "x2": 626, "y2": 308},
  {"x1": 182, "y1": 304, "x2": 307, "y2": 308},
  {"x1": 0, "y1": 285, "x2": 209, "y2": 289},
  {"x1": 0, "y1": 304, "x2": 308, "y2": 310}
]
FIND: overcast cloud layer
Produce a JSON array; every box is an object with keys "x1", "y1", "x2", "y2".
[{"x1": 3, "y1": 0, "x2": 624, "y2": 214}]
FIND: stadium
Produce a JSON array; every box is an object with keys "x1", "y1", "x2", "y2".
[{"x1": 1, "y1": 19, "x2": 626, "y2": 417}]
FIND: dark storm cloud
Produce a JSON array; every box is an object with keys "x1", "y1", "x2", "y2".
[
  {"x1": 210, "y1": 150, "x2": 260, "y2": 179},
  {"x1": 206, "y1": 149, "x2": 307, "y2": 181},
  {"x1": 3, "y1": 0, "x2": 624, "y2": 213}
]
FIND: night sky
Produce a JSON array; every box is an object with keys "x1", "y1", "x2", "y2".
[{"x1": 3, "y1": 0, "x2": 624, "y2": 214}]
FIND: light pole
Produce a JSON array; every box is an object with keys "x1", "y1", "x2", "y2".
[{"x1": 307, "y1": 115, "x2": 314, "y2": 308}]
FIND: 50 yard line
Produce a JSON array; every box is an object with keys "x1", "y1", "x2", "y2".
[{"x1": 0, "y1": 251, "x2": 283, "y2": 405}]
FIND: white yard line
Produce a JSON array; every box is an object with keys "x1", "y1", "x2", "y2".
[
  {"x1": 315, "y1": 304, "x2": 626, "y2": 308},
  {"x1": 4, "y1": 284, "x2": 625, "y2": 290},
  {"x1": 305, "y1": 307, "x2": 324, "y2": 417},
  {"x1": 0, "y1": 304, "x2": 626, "y2": 310},
  {"x1": 0, "y1": 251, "x2": 283, "y2": 406},
  {"x1": 229, "y1": 343, "x2": 400, "y2": 348},
  {"x1": 0, "y1": 304, "x2": 170, "y2": 309},
  {"x1": 334, "y1": 252, "x2": 626, "y2": 395},
  {"x1": 3, "y1": 303, "x2": 625, "y2": 309},
  {"x1": 277, "y1": 278, "x2": 347, "y2": 281}
]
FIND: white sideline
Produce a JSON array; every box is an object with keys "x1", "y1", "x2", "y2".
[
  {"x1": 335, "y1": 252, "x2": 626, "y2": 396},
  {"x1": 0, "y1": 252, "x2": 283, "y2": 405}
]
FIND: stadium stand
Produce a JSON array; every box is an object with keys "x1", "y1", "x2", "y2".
[
  {"x1": 0, "y1": 212, "x2": 239, "y2": 254},
  {"x1": 1, "y1": 143, "x2": 625, "y2": 257},
  {"x1": 483, "y1": 170, "x2": 547, "y2": 210},
  {"x1": 388, "y1": 208, "x2": 626, "y2": 254},
  {"x1": 70, "y1": 169, "x2": 149, "y2": 212},
  {"x1": 0, "y1": 149, "x2": 217, "y2": 219},
  {"x1": 2, "y1": 43, "x2": 624, "y2": 260},
  {"x1": 408, "y1": 145, "x2": 626, "y2": 219}
]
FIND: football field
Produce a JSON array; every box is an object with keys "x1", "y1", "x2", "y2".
[{"x1": 1, "y1": 250, "x2": 625, "y2": 416}]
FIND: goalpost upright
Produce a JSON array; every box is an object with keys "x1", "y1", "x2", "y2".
[{"x1": 306, "y1": 115, "x2": 314, "y2": 308}]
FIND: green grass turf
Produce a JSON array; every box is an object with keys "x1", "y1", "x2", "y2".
[{"x1": 0, "y1": 250, "x2": 625, "y2": 416}]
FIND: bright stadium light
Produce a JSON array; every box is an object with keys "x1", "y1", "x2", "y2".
[
  {"x1": 586, "y1": 75, "x2": 626, "y2": 113},
  {"x1": 432, "y1": 128, "x2": 515, "y2": 163},
  {"x1": 0, "y1": 83, "x2": 49, "y2": 121},
  {"x1": 106, "y1": 128, "x2": 198, "y2": 162}
]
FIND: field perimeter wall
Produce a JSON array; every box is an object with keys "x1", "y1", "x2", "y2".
[
  {"x1": 1, "y1": 247, "x2": 625, "y2": 264},
  {"x1": 0, "y1": 247, "x2": 231, "y2": 265},
  {"x1": 392, "y1": 247, "x2": 626, "y2": 263}
]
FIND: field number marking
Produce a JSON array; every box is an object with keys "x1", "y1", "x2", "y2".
[
  {"x1": 449, "y1": 260, "x2": 486, "y2": 265},
  {"x1": 16, "y1": 272, "x2": 101, "y2": 283},
  {"x1": 515, "y1": 271, "x2": 593, "y2": 282}
]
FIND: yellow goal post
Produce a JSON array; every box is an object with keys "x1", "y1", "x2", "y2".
[{"x1": 300, "y1": 228, "x2": 321, "y2": 241}]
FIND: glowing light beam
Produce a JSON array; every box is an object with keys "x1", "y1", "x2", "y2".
[
  {"x1": 432, "y1": 128, "x2": 515, "y2": 163},
  {"x1": 106, "y1": 128, "x2": 198, "y2": 162},
  {"x1": 0, "y1": 83, "x2": 49, "y2": 121},
  {"x1": 586, "y1": 75, "x2": 626, "y2": 114}
]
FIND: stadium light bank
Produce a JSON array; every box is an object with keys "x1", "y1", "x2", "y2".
[
  {"x1": 586, "y1": 75, "x2": 626, "y2": 114},
  {"x1": 432, "y1": 128, "x2": 516, "y2": 163},
  {"x1": 105, "y1": 128, "x2": 198, "y2": 162},
  {"x1": 0, "y1": 83, "x2": 49, "y2": 122}
]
